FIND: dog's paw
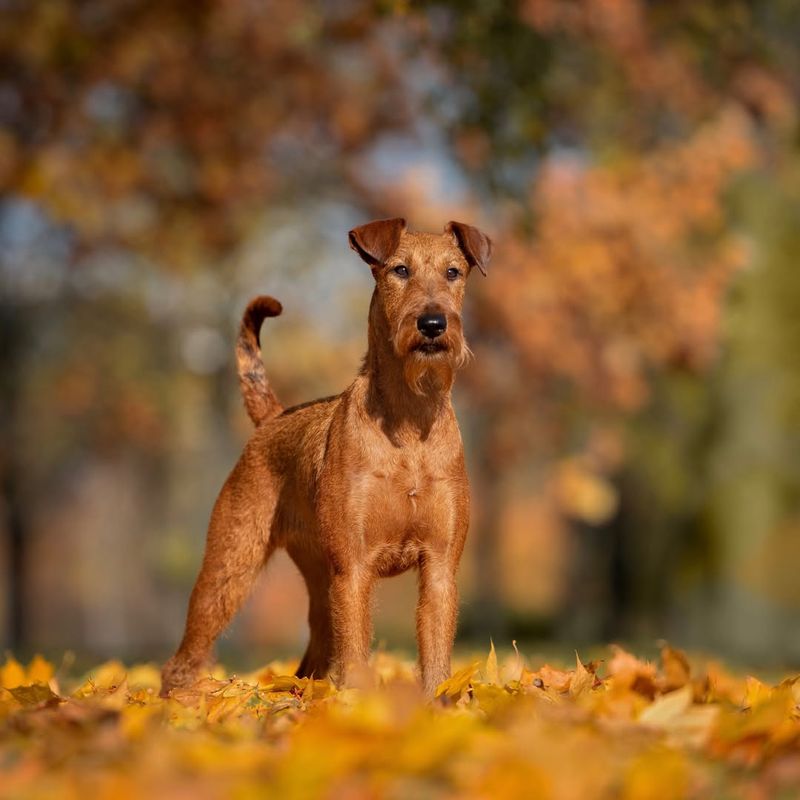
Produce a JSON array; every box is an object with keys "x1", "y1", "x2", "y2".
[{"x1": 160, "y1": 657, "x2": 199, "y2": 698}]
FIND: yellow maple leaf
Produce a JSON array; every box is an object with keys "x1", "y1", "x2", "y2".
[
  {"x1": 73, "y1": 660, "x2": 128, "y2": 697},
  {"x1": 26, "y1": 654, "x2": 55, "y2": 686},
  {"x1": 125, "y1": 663, "x2": 161, "y2": 691},
  {"x1": 436, "y1": 661, "x2": 480, "y2": 699},
  {"x1": 1, "y1": 656, "x2": 26, "y2": 689},
  {"x1": 639, "y1": 685, "x2": 693, "y2": 727},
  {"x1": 485, "y1": 640, "x2": 499, "y2": 685},
  {"x1": 635, "y1": 684, "x2": 718, "y2": 749},
  {"x1": 744, "y1": 675, "x2": 773, "y2": 709},
  {"x1": 206, "y1": 693, "x2": 250, "y2": 724}
]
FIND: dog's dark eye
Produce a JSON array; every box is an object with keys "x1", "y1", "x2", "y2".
[
  {"x1": 446, "y1": 267, "x2": 461, "y2": 281},
  {"x1": 393, "y1": 265, "x2": 409, "y2": 278}
]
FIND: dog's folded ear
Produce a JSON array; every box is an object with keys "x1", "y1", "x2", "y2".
[
  {"x1": 445, "y1": 221, "x2": 492, "y2": 276},
  {"x1": 348, "y1": 218, "x2": 407, "y2": 267}
]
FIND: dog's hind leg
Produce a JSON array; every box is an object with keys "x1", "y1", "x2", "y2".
[
  {"x1": 161, "y1": 457, "x2": 276, "y2": 696},
  {"x1": 290, "y1": 547, "x2": 333, "y2": 679}
]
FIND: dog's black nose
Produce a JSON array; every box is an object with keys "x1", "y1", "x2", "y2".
[{"x1": 417, "y1": 313, "x2": 447, "y2": 339}]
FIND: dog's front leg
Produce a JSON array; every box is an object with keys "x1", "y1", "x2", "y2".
[
  {"x1": 329, "y1": 567, "x2": 375, "y2": 688},
  {"x1": 416, "y1": 555, "x2": 459, "y2": 696}
]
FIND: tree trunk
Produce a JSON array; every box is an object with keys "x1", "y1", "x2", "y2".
[{"x1": 0, "y1": 304, "x2": 27, "y2": 650}]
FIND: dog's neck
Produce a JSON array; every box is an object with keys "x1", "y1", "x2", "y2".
[{"x1": 360, "y1": 293, "x2": 454, "y2": 443}]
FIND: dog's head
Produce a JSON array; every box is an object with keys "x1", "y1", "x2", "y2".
[{"x1": 349, "y1": 218, "x2": 492, "y2": 393}]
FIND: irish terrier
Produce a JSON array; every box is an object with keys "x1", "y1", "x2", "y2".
[{"x1": 160, "y1": 218, "x2": 492, "y2": 697}]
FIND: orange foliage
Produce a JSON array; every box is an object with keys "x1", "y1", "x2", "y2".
[
  {"x1": 2, "y1": 647, "x2": 799, "y2": 798},
  {"x1": 1, "y1": 1, "x2": 406, "y2": 267},
  {"x1": 489, "y1": 109, "x2": 756, "y2": 412}
]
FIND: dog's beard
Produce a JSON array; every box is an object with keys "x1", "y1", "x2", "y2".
[
  {"x1": 403, "y1": 351, "x2": 453, "y2": 395},
  {"x1": 395, "y1": 322, "x2": 471, "y2": 396}
]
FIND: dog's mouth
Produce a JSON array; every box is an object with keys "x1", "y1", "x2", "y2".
[{"x1": 413, "y1": 341, "x2": 449, "y2": 356}]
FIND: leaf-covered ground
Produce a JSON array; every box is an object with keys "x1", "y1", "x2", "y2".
[{"x1": 1, "y1": 645, "x2": 799, "y2": 799}]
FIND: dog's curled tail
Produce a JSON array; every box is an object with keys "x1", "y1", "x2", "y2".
[{"x1": 236, "y1": 295, "x2": 284, "y2": 426}]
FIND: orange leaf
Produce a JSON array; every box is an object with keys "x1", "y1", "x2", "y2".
[
  {"x1": 660, "y1": 645, "x2": 691, "y2": 691},
  {"x1": 570, "y1": 652, "x2": 593, "y2": 697}
]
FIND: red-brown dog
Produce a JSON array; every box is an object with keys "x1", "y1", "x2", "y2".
[{"x1": 161, "y1": 218, "x2": 491, "y2": 696}]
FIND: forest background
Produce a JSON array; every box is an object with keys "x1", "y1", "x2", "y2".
[{"x1": 2, "y1": 0, "x2": 800, "y2": 671}]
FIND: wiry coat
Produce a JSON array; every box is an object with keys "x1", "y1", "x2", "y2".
[{"x1": 161, "y1": 219, "x2": 492, "y2": 696}]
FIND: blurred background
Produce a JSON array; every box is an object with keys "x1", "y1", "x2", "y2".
[{"x1": 1, "y1": 0, "x2": 800, "y2": 668}]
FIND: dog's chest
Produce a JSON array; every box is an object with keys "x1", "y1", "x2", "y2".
[
  {"x1": 353, "y1": 446, "x2": 459, "y2": 563},
  {"x1": 376, "y1": 457, "x2": 440, "y2": 513}
]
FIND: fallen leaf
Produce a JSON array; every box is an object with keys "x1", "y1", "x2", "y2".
[
  {"x1": 8, "y1": 683, "x2": 61, "y2": 708},
  {"x1": 570, "y1": 652, "x2": 593, "y2": 697},
  {"x1": 26, "y1": 655, "x2": 55, "y2": 686},
  {"x1": 660, "y1": 645, "x2": 691, "y2": 691},
  {"x1": 639, "y1": 685, "x2": 693, "y2": 727},
  {"x1": 485, "y1": 640, "x2": 499, "y2": 685},
  {"x1": 1, "y1": 656, "x2": 26, "y2": 689},
  {"x1": 436, "y1": 662, "x2": 480, "y2": 699}
]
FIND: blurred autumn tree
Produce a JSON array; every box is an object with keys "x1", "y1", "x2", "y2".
[
  {"x1": 399, "y1": 0, "x2": 800, "y2": 653},
  {"x1": 0, "y1": 0, "x2": 409, "y2": 651},
  {"x1": 2, "y1": 0, "x2": 800, "y2": 661}
]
